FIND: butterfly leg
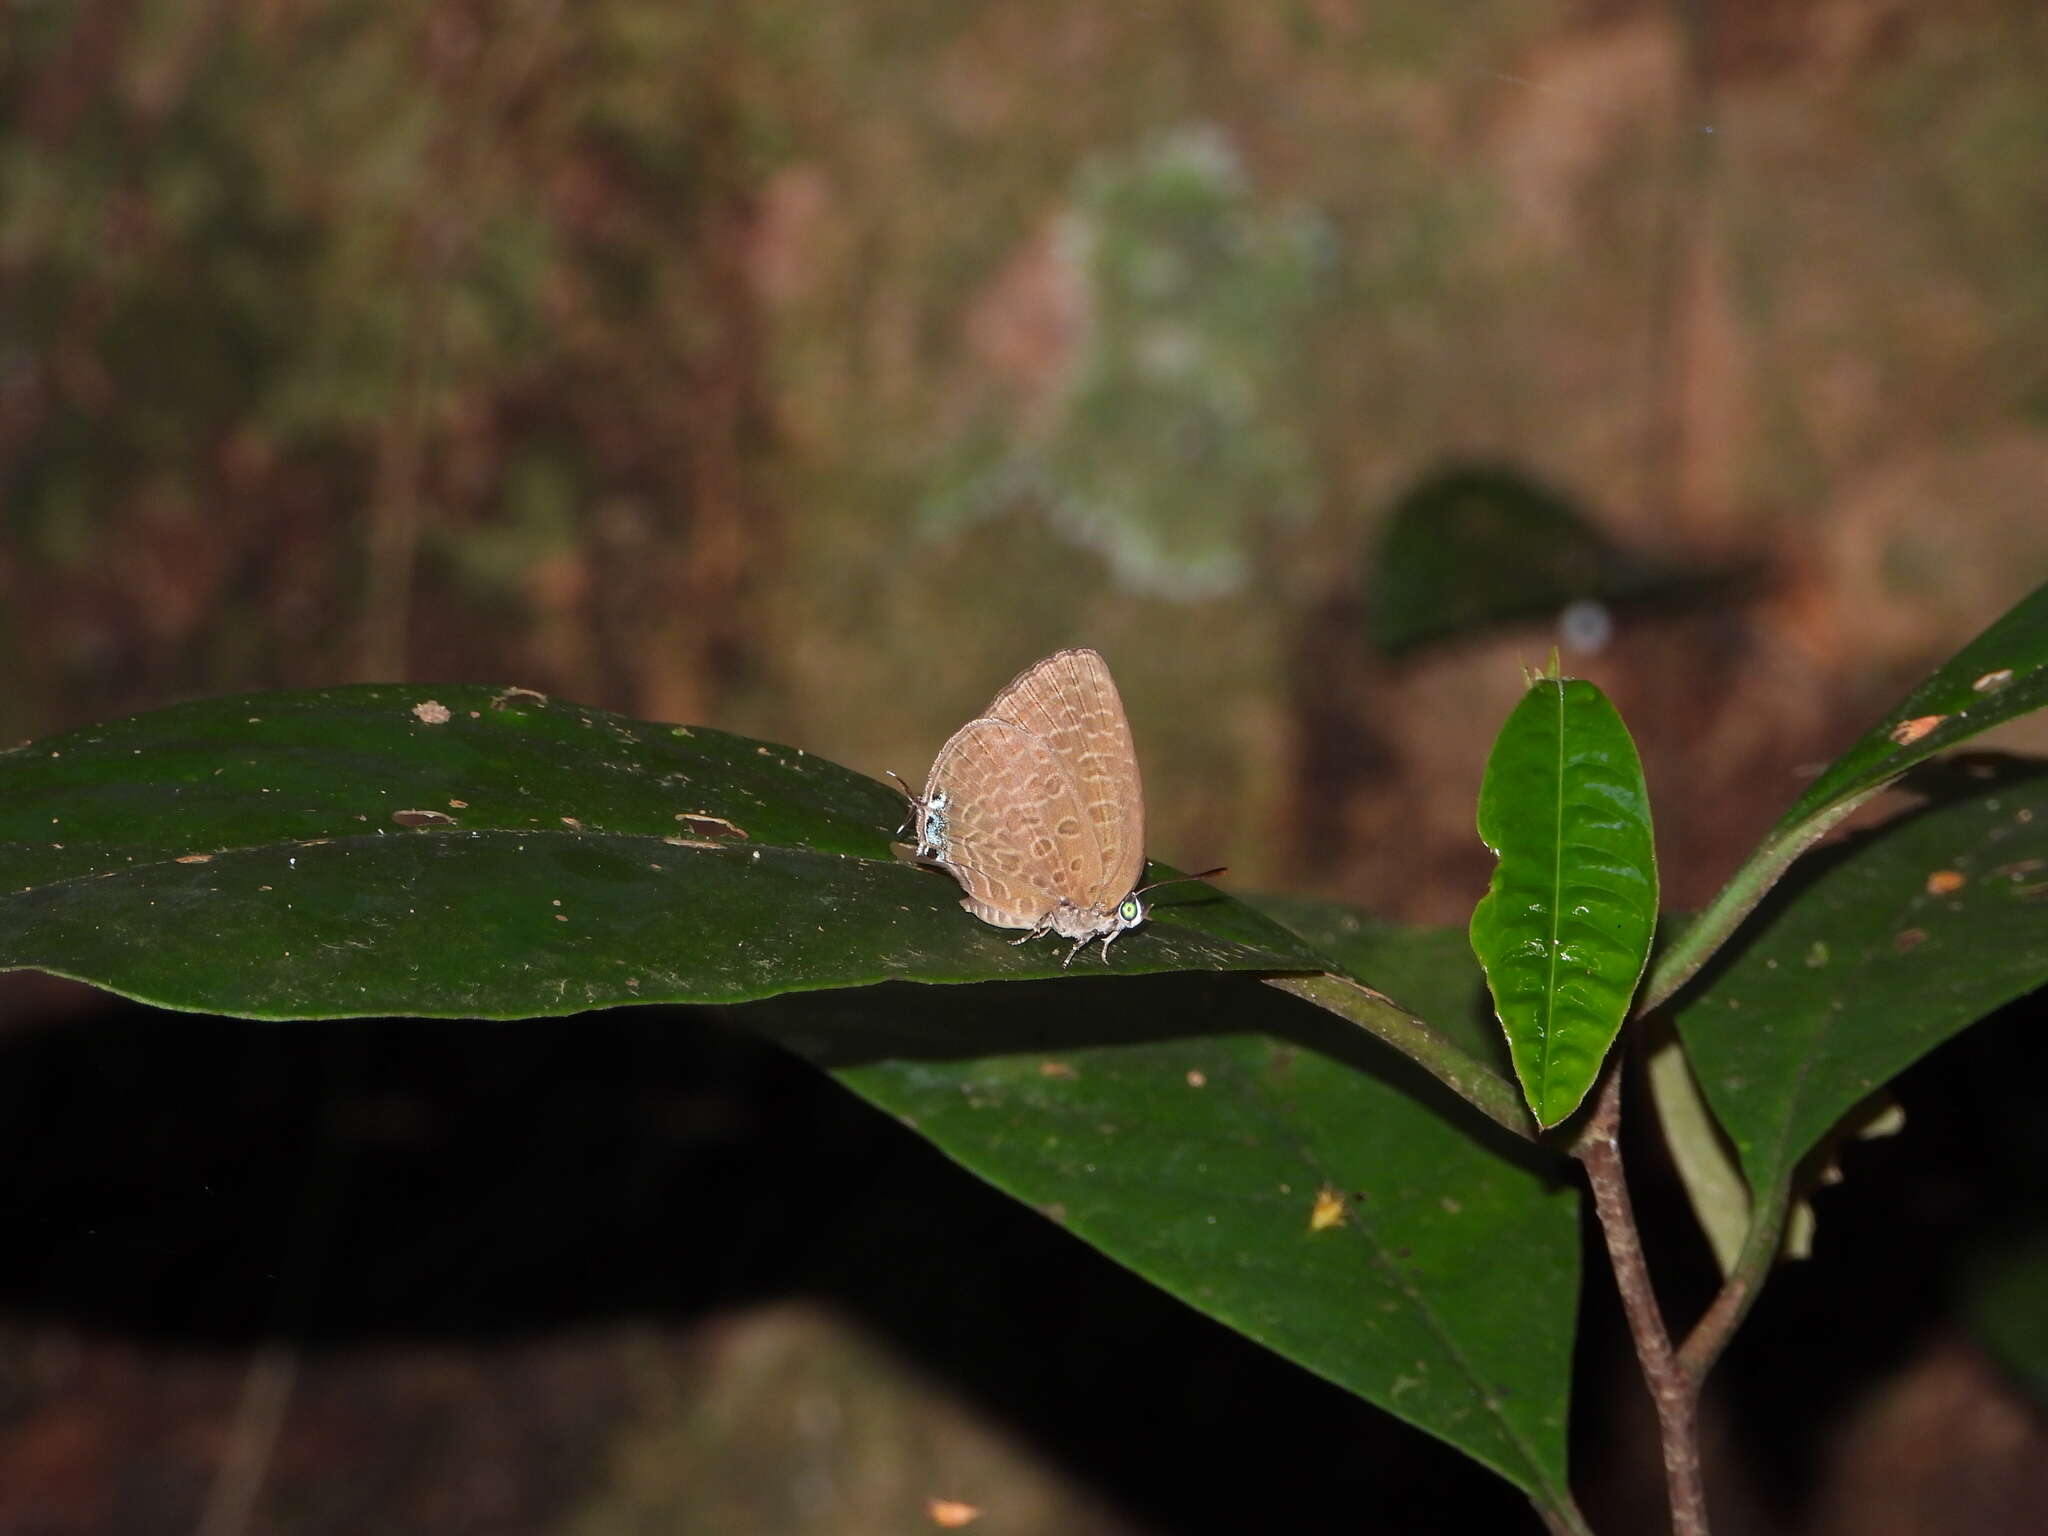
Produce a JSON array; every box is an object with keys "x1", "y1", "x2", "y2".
[{"x1": 1010, "y1": 912, "x2": 1058, "y2": 948}]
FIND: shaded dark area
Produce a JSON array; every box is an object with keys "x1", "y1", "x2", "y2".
[
  {"x1": 0, "y1": 989, "x2": 1539, "y2": 1533},
  {"x1": 1712, "y1": 987, "x2": 2048, "y2": 1523},
  {"x1": 0, "y1": 972, "x2": 2041, "y2": 1531}
]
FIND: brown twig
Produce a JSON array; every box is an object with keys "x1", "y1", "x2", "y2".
[{"x1": 1573, "y1": 1065, "x2": 1710, "y2": 1536}]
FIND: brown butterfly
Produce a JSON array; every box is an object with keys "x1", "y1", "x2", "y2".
[{"x1": 896, "y1": 648, "x2": 1221, "y2": 965}]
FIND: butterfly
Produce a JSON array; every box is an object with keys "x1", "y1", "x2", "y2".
[{"x1": 895, "y1": 648, "x2": 1221, "y2": 965}]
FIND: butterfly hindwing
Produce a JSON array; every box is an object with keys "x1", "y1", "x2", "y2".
[{"x1": 982, "y1": 647, "x2": 1144, "y2": 909}]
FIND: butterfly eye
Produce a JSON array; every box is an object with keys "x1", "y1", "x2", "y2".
[{"x1": 1119, "y1": 897, "x2": 1142, "y2": 924}]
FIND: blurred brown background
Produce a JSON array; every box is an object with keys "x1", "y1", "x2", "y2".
[{"x1": 3, "y1": 1, "x2": 2047, "y2": 1532}]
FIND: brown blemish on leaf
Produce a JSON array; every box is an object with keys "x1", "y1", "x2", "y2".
[
  {"x1": 675, "y1": 812, "x2": 747, "y2": 841},
  {"x1": 1893, "y1": 927, "x2": 1928, "y2": 954},
  {"x1": 1309, "y1": 1186, "x2": 1347, "y2": 1232},
  {"x1": 927, "y1": 1498, "x2": 982, "y2": 1528},
  {"x1": 448, "y1": 798, "x2": 468, "y2": 809},
  {"x1": 1924, "y1": 869, "x2": 1966, "y2": 896},
  {"x1": 1889, "y1": 715, "x2": 1945, "y2": 745},
  {"x1": 174, "y1": 853, "x2": 214, "y2": 864},
  {"x1": 1989, "y1": 858, "x2": 2045, "y2": 880},
  {"x1": 661, "y1": 836, "x2": 725, "y2": 851},
  {"x1": 490, "y1": 686, "x2": 548, "y2": 711},
  {"x1": 1972, "y1": 669, "x2": 2014, "y2": 692},
  {"x1": 1039, "y1": 1060, "x2": 1077, "y2": 1079},
  {"x1": 393, "y1": 809, "x2": 457, "y2": 828},
  {"x1": 1186, "y1": 1069, "x2": 1207, "y2": 1087},
  {"x1": 560, "y1": 816, "x2": 585, "y2": 830},
  {"x1": 411, "y1": 700, "x2": 452, "y2": 725}
]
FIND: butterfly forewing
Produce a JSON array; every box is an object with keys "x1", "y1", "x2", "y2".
[
  {"x1": 982, "y1": 648, "x2": 1145, "y2": 906},
  {"x1": 924, "y1": 717, "x2": 1096, "y2": 930}
]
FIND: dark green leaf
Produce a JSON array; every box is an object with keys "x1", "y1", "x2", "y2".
[
  {"x1": 1780, "y1": 583, "x2": 2048, "y2": 831},
  {"x1": 1677, "y1": 757, "x2": 2048, "y2": 1196},
  {"x1": 752, "y1": 968, "x2": 1582, "y2": 1511},
  {"x1": 0, "y1": 685, "x2": 1319, "y2": 1018},
  {"x1": 1645, "y1": 578, "x2": 2048, "y2": 1014},
  {"x1": 1470, "y1": 679, "x2": 1658, "y2": 1126}
]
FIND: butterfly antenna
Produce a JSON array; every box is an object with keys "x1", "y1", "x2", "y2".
[
  {"x1": 1133, "y1": 866, "x2": 1227, "y2": 896},
  {"x1": 885, "y1": 770, "x2": 921, "y2": 840}
]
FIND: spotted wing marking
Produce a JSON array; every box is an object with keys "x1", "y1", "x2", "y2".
[{"x1": 982, "y1": 647, "x2": 1145, "y2": 910}]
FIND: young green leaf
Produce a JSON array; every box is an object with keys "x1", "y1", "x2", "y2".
[
  {"x1": 0, "y1": 685, "x2": 1318, "y2": 1018},
  {"x1": 1470, "y1": 678, "x2": 1659, "y2": 1127}
]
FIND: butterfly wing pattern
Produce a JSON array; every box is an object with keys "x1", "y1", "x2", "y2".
[
  {"x1": 917, "y1": 648, "x2": 1152, "y2": 965},
  {"x1": 982, "y1": 648, "x2": 1146, "y2": 907}
]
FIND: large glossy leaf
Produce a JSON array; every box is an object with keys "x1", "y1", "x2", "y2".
[
  {"x1": 1677, "y1": 756, "x2": 2048, "y2": 1197},
  {"x1": 0, "y1": 685, "x2": 1320, "y2": 1017},
  {"x1": 753, "y1": 961, "x2": 1584, "y2": 1518},
  {"x1": 1470, "y1": 678, "x2": 1659, "y2": 1127}
]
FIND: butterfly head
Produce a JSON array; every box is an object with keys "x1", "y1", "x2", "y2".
[{"x1": 887, "y1": 770, "x2": 951, "y2": 860}]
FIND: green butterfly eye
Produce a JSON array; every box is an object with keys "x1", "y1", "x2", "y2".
[{"x1": 1119, "y1": 897, "x2": 1141, "y2": 923}]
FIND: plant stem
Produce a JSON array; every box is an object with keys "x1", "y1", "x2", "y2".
[
  {"x1": 1637, "y1": 795, "x2": 1867, "y2": 1015},
  {"x1": 1678, "y1": 1176, "x2": 1791, "y2": 1381},
  {"x1": 1573, "y1": 1066, "x2": 1710, "y2": 1536},
  {"x1": 1534, "y1": 1495, "x2": 1600, "y2": 1536},
  {"x1": 1265, "y1": 973, "x2": 1536, "y2": 1139}
]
